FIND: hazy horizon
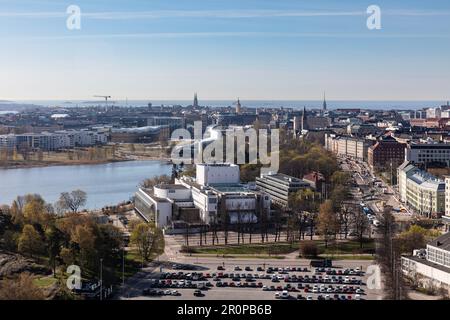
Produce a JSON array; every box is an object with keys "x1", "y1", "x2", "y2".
[{"x1": 1, "y1": 0, "x2": 450, "y2": 101}]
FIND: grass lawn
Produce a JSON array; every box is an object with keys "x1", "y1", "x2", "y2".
[
  {"x1": 318, "y1": 254, "x2": 375, "y2": 261},
  {"x1": 317, "y1": 240, "x2": 375, "y2": 255},
  {"x1": 184, "y1": 239, "x2": 375, "y2": 257},
  {"x1": 189, "y1": 253, "x2": 285, "y2": 260},
  {"x1": 33, "y1": 276, "x2": 58, "y2": 288},
  {"x1": 186, "y1": 243, "x2": 298, "y2": 255}
]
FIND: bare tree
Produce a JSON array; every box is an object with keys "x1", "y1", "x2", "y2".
[
  {"x1": 376, "y1": 206, "x2": 408, "y2": 300},
  {"x1": 351, "y1": 206, "x2": 369, "y2": 248},
  {"x1": 56, "y1": 189, "x2": 87, "y2": 214}
]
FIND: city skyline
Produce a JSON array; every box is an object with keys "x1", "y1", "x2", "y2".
[{"x1": 1, "y1": 0, "x2": 450, "y2": 100}]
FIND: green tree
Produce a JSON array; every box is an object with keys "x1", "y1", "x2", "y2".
[
  {"x1": 317, "y1": 200, "x2": 339, "y2": 248},
  {"x1": 18, "y1": 224, "x2": 44, "y2": 258},
  {"x1": 398, "y1": 225, "x2": 440, "y2": 254},
  {"x1": 45, "y1": 226, "x2": 64, "y2": 276},
  {"x1": 131, "y1": 223, "x2": 164, "y2": 262}
]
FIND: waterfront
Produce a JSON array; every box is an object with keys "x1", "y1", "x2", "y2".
[{"x1": 0, "y1": 160, "x2": 171, "y2": 209}]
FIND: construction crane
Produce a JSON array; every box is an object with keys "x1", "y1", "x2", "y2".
[{"x1": 93, "y1": 95, "x2": 112, "y2": 111}]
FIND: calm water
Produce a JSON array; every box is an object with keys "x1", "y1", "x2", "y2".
[{"x1": 0, "y1": 160, "x2": 171, "y2": 209}]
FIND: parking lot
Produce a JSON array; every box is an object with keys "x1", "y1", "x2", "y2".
[{"x1": 133, "y1": 261, "x2": 379, "y2": 301}]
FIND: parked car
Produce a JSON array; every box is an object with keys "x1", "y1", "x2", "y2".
[{"x1": 193, "y1": 290, "x2": 203, "y2": 297}]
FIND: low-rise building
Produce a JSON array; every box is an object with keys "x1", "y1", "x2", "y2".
[
  {"x1": 402, "y1": 233, "x2": 450, "y2": 294},
  {"x1": 134, "y1": 184, "x2": 197, "y2": 228},
  {"x1": 256, "y1": 173, "x2": 311, "y2": 208}
]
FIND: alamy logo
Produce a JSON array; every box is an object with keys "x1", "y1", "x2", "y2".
[
  {"x1": 66, "y1": 265, "x2": 82, "y2": 290},
  {"x1": 171, "y1": 121, "x2": 280, "y2": 175},
  {"x1": 366, "y1": 265, "x2": 382, "y2": 290},
  {"x1": 367, "y1": 5, "x2": 382, "y2": 30},
  {"x1": 66, "y1": 5, "x2": 81, "y2": 30}
]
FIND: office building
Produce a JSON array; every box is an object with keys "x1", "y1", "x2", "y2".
[{"x1": 256, "y1": 173, "x2": 311, "y2": 208}]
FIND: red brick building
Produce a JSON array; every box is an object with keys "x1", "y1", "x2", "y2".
[{"x1": 368, "y1": 135, "x2": 406, "y2": 170}]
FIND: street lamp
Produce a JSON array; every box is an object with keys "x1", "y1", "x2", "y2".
[{"x1": 100, "y1": 258, "x2": 103, "y2": 301}]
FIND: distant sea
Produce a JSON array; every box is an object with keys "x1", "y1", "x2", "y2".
[{"x1": 4, "y1": 100, "x2": 449, "y2": 111}]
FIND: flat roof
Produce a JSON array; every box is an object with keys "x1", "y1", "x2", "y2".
[
  {"x1": 405, "y1": 255, "x2": 450, "y2": 274},
  {"x1": 428, "y1": 232, "x2": 450, "y2": 252},
  {"x1": 210, "y1": 184, "x2": 250, "y2": 193},
  {"x1": 155, "y1": 184, "x2": 188, "y2": 190}
]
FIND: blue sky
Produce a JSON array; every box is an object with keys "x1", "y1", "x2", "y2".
[{"x1": 0, "y1": 0, "x2": 450, "y2": 101}]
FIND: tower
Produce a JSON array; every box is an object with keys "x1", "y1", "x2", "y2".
[
  {"x1": 323, "y1": 92, "x2": 327, "y2": 112},
  {"x1": 301, "y1": 106, "x2": 308, "y2": 131},
  {"x1": 193, "y1": 93, "x2": 199, "y2": 108},
  {"x1": 236, "y1": 98, "x2": 242, "y2": 114}
]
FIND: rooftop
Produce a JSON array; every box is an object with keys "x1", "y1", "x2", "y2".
[
  {"x1": 405, "y1": 255, "x2": 450, "y2": 274},
  {"x1": 409, "y1": 171, "x2": 445, "y2": 191},
  {"x1": 155, "y1": 184, "x2": 188, "y2": 190},
  {"x1": 428, "y1": 232, "x2": 450, "y2": 252}
]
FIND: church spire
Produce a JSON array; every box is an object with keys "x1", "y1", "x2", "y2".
[
  {"x1": 301, "y1": 106, "x2": 307, "y2": 131},
  {"x1": 323, "y1": 92, "x2": 327, "y2": 112},
  {"x1": 193, "y1": 93, "x2": 199, "y2": 108}
]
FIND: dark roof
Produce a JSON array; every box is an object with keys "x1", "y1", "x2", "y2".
[
  {"x1": 405, "y1": 255, "x2": 450, "y2": 274},
  {"x1": 155, "y1": 184, "x2": 187, "y2": 190},
  {"x1": 428, "y1": 232, "x2": 450, "y2": 252}
]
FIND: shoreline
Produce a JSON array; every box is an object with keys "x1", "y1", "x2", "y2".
[{"x1": 0, "y1": 156, "x2": 172, "y2": 170}]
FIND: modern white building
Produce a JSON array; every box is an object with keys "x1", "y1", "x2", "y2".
[
  {"x1": 196, "y1": 163, "x2": 240, "y2": 186},
  {"x1": 134, "y1": 184, "x2": 196, "y2": 228},
  {"x1": 426, "y1": 107, "x2": 442, "y2": 119},
  {"x1": 402, "y1": 233, "x2": 450, "y2": 294},
  {"x1": 134, "y1": 163, "x2": 271, "y2": 228}
]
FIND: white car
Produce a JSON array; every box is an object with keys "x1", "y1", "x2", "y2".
[
  {"x1": 355, "y1": 294, "x2": 361, "y2": 300},
  {"x1": 281, "y1": 291, "x2": 289, "y2": 299},
  {"x1": 262, "y1": 286, "x2": 269, "y2": 291},
  {"x1": 275, "y1": 292, "x2": 280, "y2": 299},
  {"x1": 307, "y1": 295, "x2": 313, "y2": 300}
]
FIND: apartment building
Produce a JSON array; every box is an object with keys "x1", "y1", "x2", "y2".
[
  {"x1": 443, "y1": 176, "x2": 450, "y2": 232},
  {"x1": 324, "y1": 133, "x2": 370, "y2": 161},
  {"x1": 367, "y1": 135, "x2": 406, "y2": 170},
  {"x1": 398, "y1": 162, "x2": 445, "y2": 217},
  {"x1": 0, "y1": 129, "x2": 109, "y2": 151}
]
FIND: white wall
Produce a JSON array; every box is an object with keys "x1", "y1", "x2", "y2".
[
  {"x1": 196, "y1": 164, "x2": 240, "y2": 186},
  {"x1": 154, "y1": 186, "x2": 191, "y2": 200}
]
